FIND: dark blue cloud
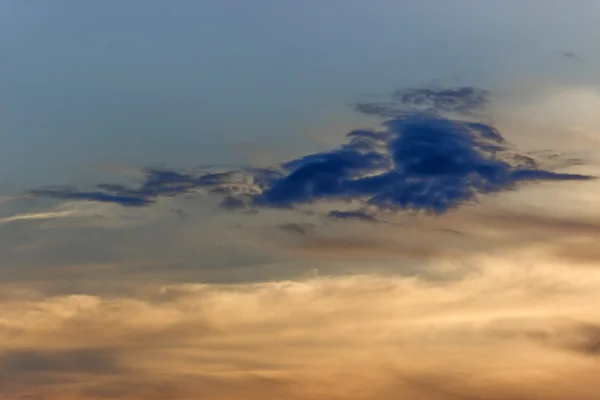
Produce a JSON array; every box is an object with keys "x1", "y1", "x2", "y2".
[{"x1": 31, "y1": 87, "x2": 594, "y2": 217}]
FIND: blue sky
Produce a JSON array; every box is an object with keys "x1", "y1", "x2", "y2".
[
  {"x1": 3, "y1": 2, "x2": 600, "y2": 399},
  {"x1": 2, "y1": 1, "x2": 599, "y2": 191}
]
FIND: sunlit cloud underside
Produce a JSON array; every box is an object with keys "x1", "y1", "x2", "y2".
[{"x1": 3, "y1": 260, "x2": 600, "y2": 400}]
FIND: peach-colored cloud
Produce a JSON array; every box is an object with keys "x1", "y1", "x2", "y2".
[{"x1": 2, "y1": 257, "x2": 600, "y2": 399}]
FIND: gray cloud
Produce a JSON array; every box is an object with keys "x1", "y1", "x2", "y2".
[
  {"x1": 0, "y1": 348, "x2": 123, "y2": 375},
  {"x1": 558, "y1": 51, "x2": 583, "y2": 62},
  {"x1": 278, "y1": 222, "x2": 315, "y2": 236},
  {"x1": 555, "y1": 322, "x2": 600, "y2": 356}
]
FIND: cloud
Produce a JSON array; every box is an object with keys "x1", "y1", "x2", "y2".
[
  {"x1": 28, "y1": 86, "x2": 593, "y2": 219},
  {"x1": 327, "y1": 210, "x2": 381, "y2": 222},
  {"x1": 0, "y1": 348, "x2": 123, "y2": 375},
  {"x1": 354, "y1": 86, "x2": 490, "y2": 117},
  {"x1": 0, "y1": 201, "x2": 121, "y2": 225},
  {"x1": 558, "y1": 51, "x2": 583, "y2": 62},
  {"x1": 257, "y1": 206, "x2": 600, "y2": 271},
  {"x1": 488, "y1": 318, "x2": 600, "y2": 359},
  {"x1": 284, "y1": 236, "x2": 443, "y2": 260},
  {"x1": 2, "y1": 265, "x2": 600, "y2": 399},
  {"x1": 4, "y1": 192, "x2": 600, "y2": 295},
  {"x1": 31, "y1": 186, "x2": 152, "y2": 207},
  {"x1": 563, "y1": 322, "x2": 600, "y2": 356},
  {"x1": 278, "y1": 222, "x2": 315, "y2": 235},
  {"x1": 0, "y1": 210, "x2": 81, "y2": 224},
  {"x1": 170, "y1": 208, "x2": 189, "y2": 218}
]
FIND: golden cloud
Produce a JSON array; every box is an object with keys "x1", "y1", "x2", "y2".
[{"x1": 2, "y1": 256, "x2": 600, "y2": 399}]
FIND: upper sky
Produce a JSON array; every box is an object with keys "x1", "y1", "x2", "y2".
[
  {"x1": 2, "y1": 1, "x2": 600, "y2": 399},
  {"x1": 2, "y1": 0, "x2": 600, "y2": 189}
]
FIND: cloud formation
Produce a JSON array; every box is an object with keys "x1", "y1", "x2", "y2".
[
  {"x1": 355, "y1": 86, "x2": 490, "y2": 117},
  {"x1": 2, "y1": 263, "x2": 600, "y2": 399},
  {"x1": 558, "y1": 51, "x2": 583, "y2": 62},
  {"x1": 30, "y1": 87, "x2": 593, "y2": 218}
]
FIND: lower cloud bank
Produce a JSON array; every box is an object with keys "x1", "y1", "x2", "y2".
[{"x1": 2, "y1": 261, "x2": 600, "y2": 400}]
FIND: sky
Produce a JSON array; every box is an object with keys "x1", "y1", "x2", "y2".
[{"x1": 2, "y1": 1, "x2": 600, "y2": 399}]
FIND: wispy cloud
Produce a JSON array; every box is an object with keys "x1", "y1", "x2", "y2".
[
  {"x1": 354, "y1": 86, "x2": 490, "y2": 117},
  {"x1": 558, "y1": 51, "x2": 583, "y2": 62},
  {"x1": 0, "y1": 210, "x2": 80, "y2": 224},
  {"x1": 0, "y1": 201, "x2": 111, "y2": 225},
  {"x1": 260, "y1": 206, "x2": 600, "y2": 272},
  {"x1": 278, "y1": 222, "x2": 315, "y2": 235}
]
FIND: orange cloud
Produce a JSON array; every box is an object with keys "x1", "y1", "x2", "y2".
[{"x1": 2, "y1": 258, "x2": 600, "y2": 399}]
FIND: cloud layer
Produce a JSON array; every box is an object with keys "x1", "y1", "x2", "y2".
[
  {"x1": 30, "y1": 87, "x2": 593, "y2": 218},
  {"x1": 2, "y1": 262, "x2": 600, "y2": 399}
]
